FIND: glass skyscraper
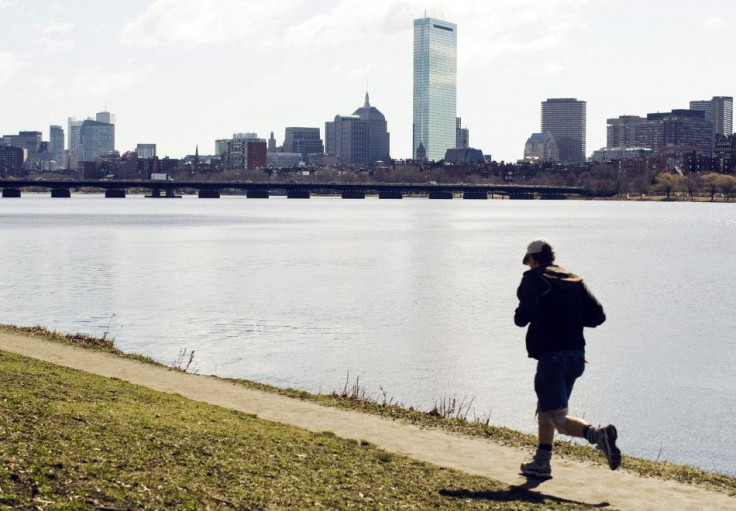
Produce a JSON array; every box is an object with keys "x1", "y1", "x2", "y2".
[{"x1": 413, "y1": 17, "x2": 456, "y2": 162}]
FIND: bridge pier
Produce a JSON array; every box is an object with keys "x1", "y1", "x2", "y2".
[
  {"x1": 429, "y1": 191, "x2": 453, "y2": 199},
  {"x1": 463, "y1": 191, "x2": 487, "y2": 200},
  {"x1": 509, "y1": 192, "x2": 535, "y2": 200},
  {"x1": 287, "y1": 190, "x2": 310, "y2": 199},
  {"x1": 247, "y1": 190, "x2": 269, "y2": 198},
  {"x1": 198, "y1": 189, "x2": 220, "y2": 198},
  {"x1": 51, "y1": 188, "x2": 71, "y2": 198},
  {"x1": 105, "y1": 189, "x2": 126, "y2": 198},
  {"x1": 341, "y1": 191, "x2": 365, "y2": 199},
  {"x1": 379, "y1": 191, "x2": 403, "y2": 199},
  {"x1": 2, "y1": 188, "x2": 21, "y2": 198}
]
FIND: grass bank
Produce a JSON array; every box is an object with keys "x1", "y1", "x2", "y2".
[
  {"x1": 0, "y1": 343, "x2": 583, "y2": 509},
  {"x1": 1, "y1": 324, "x2": 734, "y2": 506}
]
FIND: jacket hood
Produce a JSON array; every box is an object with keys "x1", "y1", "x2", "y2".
[{"x1": 540, "y1": 264, "x2": 583, "y2": 291}]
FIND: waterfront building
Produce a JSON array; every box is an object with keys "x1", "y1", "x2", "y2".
[
  {"x1": 690, "y1": 96, "x2": 733, "y2": 139},
  {"x1": 50, "y1": 125, "x2": 65, "y2": 167},
  {"x1": 541, "y1": 98, "x2": 586, "y2": 164},
  {"x1": 413, "y1": 17, "x2": 457, "y2": 161},
  {"x1": 283, "y1": 127, "x2": 324, "y2": 158},
  {"x1": 136, "y1": 144, "x2": 156, "y2": 159},
  {"x1": 523, "y1": 132, "x2": 559, "y2": 162},
  {"x1": 456, "y1": 117, "x2": 469, "y2": 150}
]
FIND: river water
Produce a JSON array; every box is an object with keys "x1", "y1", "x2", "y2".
[{"x1": 0, "y1": 195, "x2": 734, "y2": 476}]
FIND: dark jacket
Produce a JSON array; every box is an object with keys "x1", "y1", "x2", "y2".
[{"x1": 514, "y1": 264, "x2": 605, "y2": 359}]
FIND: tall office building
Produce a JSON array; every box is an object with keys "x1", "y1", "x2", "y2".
[
  {"x1": 325, "y1": 93, "x2": 390, "y2": 165},
  {"x1": 96, "y1": 111, "x2": 116, "y2": 125},
  {"x1": 413, "y1": 16, "x2": 457, "y2": 161},
  {"x1": 49, "y1": 125, "x2": 65, "y2": 166},
  {"x1": 67, "y1": 118, "x2": 83, "y2": 169},
  {"x1": 541, "y1": 98, "x2": 586, "y2": 164},
  {"x1": 690, "y1": 96, "x2": 733, "y2": 138},
  {"x1": 353, "y1": 92, "x2": 390, "y2": 163},
  {"x1": 79, "y1": 119, "x2": 115, "y2": 162}
]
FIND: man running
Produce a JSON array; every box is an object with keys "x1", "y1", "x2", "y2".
[{"x1": 514, "y1": 239, "x2": 621, "y2": 479}]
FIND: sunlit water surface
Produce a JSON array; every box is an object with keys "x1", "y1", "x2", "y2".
[{"x1": 1, "y1": 195, "x2": 734, "y2": 475}]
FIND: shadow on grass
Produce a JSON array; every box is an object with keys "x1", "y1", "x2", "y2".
[{"x1": 440, "y1": 478, "x2": 610, "y2": 508}]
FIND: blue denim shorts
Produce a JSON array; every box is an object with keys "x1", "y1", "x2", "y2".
[{"x1": 534, "y1": 350, "x2": 585, "y2": 412}]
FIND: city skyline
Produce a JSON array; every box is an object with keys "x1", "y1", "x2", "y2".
[{"x1": 1, "y1": 1, "x2": 735, "y2": 162}]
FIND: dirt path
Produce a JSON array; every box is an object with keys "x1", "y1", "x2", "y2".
[{"x1": 1, "y1": 331, "x2": 733, "y2": 510}]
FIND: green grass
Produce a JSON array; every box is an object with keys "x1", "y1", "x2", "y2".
[
  {"x1": 0, "y1": 351, "x2": 590, "y2": 510},
  {"x1": 2, "y1": 323, "x2": 735, "y2": 501}
]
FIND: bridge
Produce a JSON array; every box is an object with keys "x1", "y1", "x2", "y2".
[{"x1": 0, "y1": 179, "x2": 611, "y2": 200}]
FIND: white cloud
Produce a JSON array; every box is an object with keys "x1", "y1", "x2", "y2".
[
  {"x1": 703, "y1": 16, "x2": 725, "y2": 28},
  {"x1": 529, "y1": 62, "x2": 564, "y2": 77},
  {"x1": 120, "y1": 0, "x2": 306, "y2": 47},
  {"x1": 67, "y1": 63, "x2": 155, "y2": 97},
  {"x1": 0, "y1": 52, "x2": 28, "y2": 86},
  {"x1": 119, "y1": 0, "x2": 588, "y2": 60},
  {"x1": 38, "y1": 20, "x2": 75, "y2": 54},
  {"x1": 281, "y1": 0, "x2": 588, "y2": 63}
]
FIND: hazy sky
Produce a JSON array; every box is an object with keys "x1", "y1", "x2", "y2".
[{"x1": 1, "y1": 0, "x2": 734, "y2": 162}]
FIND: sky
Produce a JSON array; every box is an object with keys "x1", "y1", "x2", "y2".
[{"x1": 1, "y1": 0, "x2": 735, "y2": 162}]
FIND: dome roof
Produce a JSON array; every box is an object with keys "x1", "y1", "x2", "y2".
[{"x1": 353, "y1": 92, "x2": 386, "y2": 121}]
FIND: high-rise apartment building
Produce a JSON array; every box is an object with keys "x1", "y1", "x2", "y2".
[
  {"x1": 222, "y1": 133, "x2": 266, "y2": 170},
  {"x1": 541, "y1": 98, "x2": 586, "y2": 164},
  {"x1": 49, "y1": 125, "x2": 65, "y2": 166},
  {"x1": 690, "y1": 96, "x2": 733, "y2": 138},
  {"x1": 607, "y1": 110, "x2": 713, "y2": 154},
  {"x1": 413, "y1": 17, "x2": 456, "y2": 161}
]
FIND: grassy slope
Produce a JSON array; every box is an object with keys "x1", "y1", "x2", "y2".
[
  {"x1": 0, "y1": 351, "x2": 586, "y2": 510},
  {"x1": 1, "y1": 324, "x2": 734, "y2": 505}
]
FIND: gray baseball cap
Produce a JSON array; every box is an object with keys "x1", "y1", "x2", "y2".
[{"x1": 523, "y1": 239, "x2": 553, "y2": 264}]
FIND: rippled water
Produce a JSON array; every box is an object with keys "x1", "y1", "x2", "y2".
[{"x1": 1, "y1": 195, "x2": 734, "y2": 475}]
